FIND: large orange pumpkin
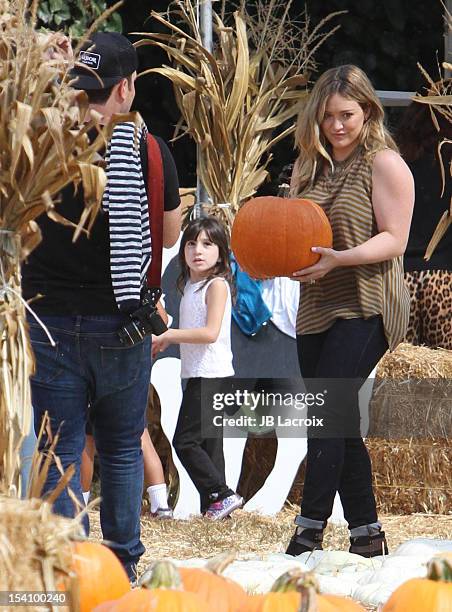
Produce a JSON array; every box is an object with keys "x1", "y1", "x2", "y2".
[
  {"x1": 93, "y1": 560, "x2": 209, "y2": 612},
  {"x1": 243, "y1": 591, "x2": 303, "y2": 611},
  {"x1": 231, "y1": 196, "x2": 333, "y2": 279},
  {"x1": 383, "y1": 553, "x2": 452, "y2": 611},
  {"x1": 69, "y1": 541, "x2": 130, "y2": 612},
  {"x1": 179, "y1": 554, "x2": 248, "y2": 612},
  {"x1": 242, "y1": 569, "x2": 365, "y2": 611},
  {"x1": 244, "y1": 592, "x2": 364, "y2": 611},
  {"x1": 179, "y1": 566, "x2": 248, "y2": 611},
  {"x1": 93, "y1": 588, "x2": 208, "y2": 611}
]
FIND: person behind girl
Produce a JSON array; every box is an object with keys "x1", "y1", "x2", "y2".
[
  {"x1": 286, "y1": 64, "x2": 414, "y2": 557},
  {"x1": 152, "y1": 216, "x2": 243, "y2": 519},
  {"x1": 81, "y1": 427, "x2": 173, "y2": 518}
]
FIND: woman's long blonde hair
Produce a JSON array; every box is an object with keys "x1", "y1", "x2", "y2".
[{"x1": 290, "y1": 64, "x2": 398, "y2": 196}]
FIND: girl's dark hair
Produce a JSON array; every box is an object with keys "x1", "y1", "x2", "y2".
[{"x1": 177, "y1": 216, "x2": 234, "y2": 295}]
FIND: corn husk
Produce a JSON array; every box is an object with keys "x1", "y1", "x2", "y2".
[
  {"x1": 0, "y1": 496, "x2": 86, "y2": 612},
  {"x1": 135, "y1": 1, "x2": 344, "y2": 228},
  {"x1": 415, "y1": 5, "x2": 452, "y2": 260},
  {"x1": 0, "y1": 1, "x2": 108, "y2": 496},
  {"x1": 0, "y1": 412, "x2": 92, "y2": 608}
]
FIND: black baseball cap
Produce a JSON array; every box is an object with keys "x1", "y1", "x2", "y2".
[{"x1": 70, "y1": 32, "x2": 138, "y2": 91}]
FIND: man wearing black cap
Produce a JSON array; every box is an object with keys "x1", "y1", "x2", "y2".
[{"x1": 22, "y1": 32, "x2": 181, "y2": 582}]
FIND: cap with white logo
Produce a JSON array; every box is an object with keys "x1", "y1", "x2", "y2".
[{"x1": 70, "y1": 32, "x2": 138, "y2": 91}]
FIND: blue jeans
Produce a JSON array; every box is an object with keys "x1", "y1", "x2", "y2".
[
  {"x1": 20, "y1": 417, "x2": 37, "y2": 498},
  {"x1": 28, "y1": 315, "x2": 152, "y2": 579}
]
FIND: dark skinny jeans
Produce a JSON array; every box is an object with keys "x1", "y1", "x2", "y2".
[
  {"x1": 296, "y1": 316, "x2": 388, "y2": 530},
  {"x1": 173, "y1": 377, "x2": 233, "y2": 513}
]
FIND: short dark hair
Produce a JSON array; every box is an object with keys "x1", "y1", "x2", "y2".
[{"x1": 86, "y1": 74, "x2": 133, "y2": 105}]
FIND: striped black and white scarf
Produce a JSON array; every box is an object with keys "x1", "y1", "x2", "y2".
[{"x1": 102, "y1": 121, "x2": 151, "y2": 313}]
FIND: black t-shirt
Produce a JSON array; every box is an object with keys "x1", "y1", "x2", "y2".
[
  {"x1": 404, "y1": 149, "x2": 452, "y2": 272},
  {"x1": 22, "y1": 135, "x2": 180, "y2": 314}
]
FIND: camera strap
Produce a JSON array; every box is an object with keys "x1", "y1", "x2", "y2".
[{"x1": 143, "y1": 133, "x2": 164, "y2": 292}]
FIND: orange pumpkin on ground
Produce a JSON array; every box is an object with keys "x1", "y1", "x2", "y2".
[
  {"x1": 243, "y1": 591, "x2": 304, "y2": 611},
  {"x1": 242, "y1": 569, "x2": 365, "y2": 611},
  {"x1": 383, "y1": 553, "x2": 452, "y2": 611},
  {"x1": 179, "y1": 554, "x2": 248, "y2": 612},
  {"x1": 92, "y1": 560, "x2": 208, "y2": 612},
  {"x1": 68, "y1": 541, "x2": 130, "y2": 612},
  {"x1": 231, "y1": 196, "x2": 333, "y2": 279},
  {"x1": 94, "y1": 588, "x2": 207, "y2": 611}
]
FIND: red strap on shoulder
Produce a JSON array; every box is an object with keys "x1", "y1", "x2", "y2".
[{"x1": 146, "y1": 134, "x2": 164, "y2": 288}]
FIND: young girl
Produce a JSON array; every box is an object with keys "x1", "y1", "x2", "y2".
[{"x1": 152, "y1": 216, "x2": 243, "y2": 520}]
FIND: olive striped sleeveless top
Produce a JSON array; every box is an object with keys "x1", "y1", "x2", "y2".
[{"x1": 296, "y1": 147, "x2": 410, "y2": 351}]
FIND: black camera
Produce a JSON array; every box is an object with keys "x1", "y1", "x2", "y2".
[{"x1": 118, "y1": 287, "x2": 167, "y2": 346}]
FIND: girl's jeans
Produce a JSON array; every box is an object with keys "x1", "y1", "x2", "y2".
[
  {"x1": 296, "y1": 316, "x2": 388, "y2": 530},
  {"x1": 28, "y1": 315, "x2": 151, "y2": 579}
]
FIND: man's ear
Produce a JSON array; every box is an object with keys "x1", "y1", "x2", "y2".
[{"x1": 114, "y1": 78, "x2": 128, "y2": 102}]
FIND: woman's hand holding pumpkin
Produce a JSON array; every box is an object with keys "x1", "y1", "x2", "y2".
[{"x1": 292, "y1": 246, "x2": 340, "y2": 282}]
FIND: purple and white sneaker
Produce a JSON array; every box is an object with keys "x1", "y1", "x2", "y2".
[{"x1": 204, "y1": 493, "x2": 243, "y2": 520}]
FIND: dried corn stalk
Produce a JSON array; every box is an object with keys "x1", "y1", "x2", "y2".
[
  {"x1": 415, "y1": 3, "x2": 452, "y2": 260},
  {"x1": 0, "y1": 0, "x2": 108, "y2": 496},
  {"x1": 136, "y1": 0, "x2": 343, "y2": 228}
]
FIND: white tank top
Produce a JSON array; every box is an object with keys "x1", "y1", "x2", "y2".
[{"x1": 179, "y1": 277, "x2": 234, "y2": 379}]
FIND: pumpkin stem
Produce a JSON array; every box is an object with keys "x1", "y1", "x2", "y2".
[
  {"x1": 271, "y1": 568, "x2": 320, "y2": 594},
  {"x1": 138, "y1": 560, "x2": 182, "y2": 590},
  {"x1": 298, "y1": 585, "x2": 319, "y2": 612},
  {"x1": 205, "y1": 552, "x2": 236, "y2": 575},
  {"x1": 427, "y1": 554, "x2": 452, "y2": 583}
]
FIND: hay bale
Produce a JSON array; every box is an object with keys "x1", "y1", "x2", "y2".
[
  {"x1": 287, "y1": 438, "x2": 452, "y2": 515},
  {"x1": 376, "y1": 342, "x2": 452, "y2": 379},
  {"x1": 368, "y1": 376, "x2": 450, "y2": 439},
  {"x1": 367, "y1": 343, "x2": 451, "y2": 513},
  {"x1": 370, "y1": 343, "x2": 451, "y2": 439},
  {"x1": 367, "y1": 438, "x2": 452, "y2": 514},
  {"x1": 0, "y1": 496, "x2": 82, "y2": 602}
]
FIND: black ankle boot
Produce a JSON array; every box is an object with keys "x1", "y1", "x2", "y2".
[
  {"x1": 285, "y1": 527, "x2": 324, "y2": 556},
  {"x1": 349, "y1": 530, "x2": 388, "y2": 558}
]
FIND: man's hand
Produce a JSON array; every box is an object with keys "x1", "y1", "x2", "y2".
[{"x1": 42, "y1": 33, "x2": 74, "y2": 64}]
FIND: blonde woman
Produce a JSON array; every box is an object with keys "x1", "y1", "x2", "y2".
[{"x1": 286, "y1": 65, "x2": 414, "y2": 557}]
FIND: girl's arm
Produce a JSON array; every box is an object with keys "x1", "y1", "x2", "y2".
[
  {"x1": 292, "y1": 149, "x2": 415, "y2": 282},
  {"x1": 152, "y1": 279, "x2": 228, "y2": 355}
]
